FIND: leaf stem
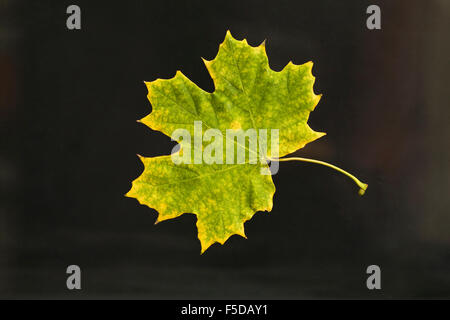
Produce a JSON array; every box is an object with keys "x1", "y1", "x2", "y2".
[{"x1": 271, "y1": 157, "x2": 368, "y2": 195}]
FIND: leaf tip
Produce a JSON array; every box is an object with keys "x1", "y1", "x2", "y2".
[
  {"x1": 201, "y1": 57, "x2": 211, "y2": 67},
  {"x1": 237, "y1": 230, "x2": 247, "y2": 239},
  {"x1": 200, "y1": 241, "x2": 213, "y2": 255},
  {"x1": 136, "y1": 154, "x2": 145, "y2": 162},
  {"x1": 224, "y1": 30, "x2": 239, "y2": 44}
]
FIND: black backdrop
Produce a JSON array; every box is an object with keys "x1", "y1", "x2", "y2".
[{"x1": 1, "y1": 0, "x2": 449, "y2": 298}]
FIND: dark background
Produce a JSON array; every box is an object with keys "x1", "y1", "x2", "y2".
[{"x1": 1, "y1": 0, "x2": 449, "y2": 298}]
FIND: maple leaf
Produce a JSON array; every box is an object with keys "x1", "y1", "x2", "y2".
[{"x1": 126, "y1": 31, "x2": 367, "y2": 253}]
